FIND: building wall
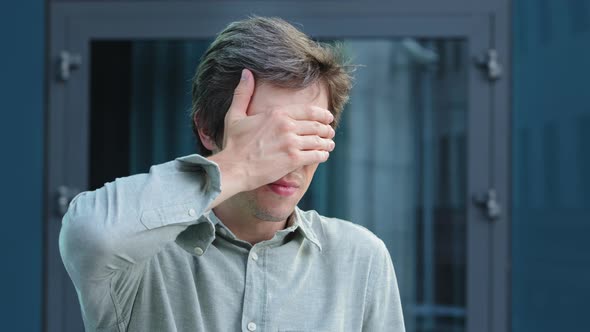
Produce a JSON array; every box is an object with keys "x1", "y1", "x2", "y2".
[
  {"x1": 0, "y1": 1, "x2": 45, "y2": 330},
  {"x1": 512, "y1": 0, "x2": 590, "y2": 330}
]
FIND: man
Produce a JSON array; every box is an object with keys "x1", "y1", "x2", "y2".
[{"x1": 60, "y1": 17, "x2": 405, "y2": 332}]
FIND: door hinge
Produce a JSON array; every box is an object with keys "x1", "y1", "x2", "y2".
[
  {"x1": 55, "y1": 185, "x2": 80, "y2": 217},
  {"x1": 473, "y1": 188, "x2": 502, "y2": 221},
  {"x1": 475, "y1": 49, "x2": 503, "y2": 82},
  {"x1": 57, "y1": 51, "x2": 82, "y2": 82}
]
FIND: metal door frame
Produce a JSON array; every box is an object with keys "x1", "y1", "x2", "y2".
[{"x1": 45, "y1": 2, "x2": 510, "y2": 331}]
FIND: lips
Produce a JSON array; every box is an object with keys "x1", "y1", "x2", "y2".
[
  {"x1": 271, "y1": 179, "x2": 299, "y2": 188},
  {"x1": 268, "y1": 179, "x2": 299, "y2": 197}
]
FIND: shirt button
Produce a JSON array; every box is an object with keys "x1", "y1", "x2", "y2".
[
  {"x1": 247, "y1": 322, "x2": 257, "y2": 331},
  {"x1": 193, "y1": 247, "x2": 204, "y2": 256},
  {"x1": 188, "y1": 208, "x2": 197, "y2": 217},
  {"x1": 251, "y1": 252, "x2": 259, "y2": 261}
]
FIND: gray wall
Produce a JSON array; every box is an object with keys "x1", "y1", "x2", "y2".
[
  {"x1": 512, "y1": 0, "x2": 590, "y2": 330},
  {"x1": 0, "y1": 1, "x2": 45, "y2": 330}
]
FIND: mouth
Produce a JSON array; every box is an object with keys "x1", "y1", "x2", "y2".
[{"x1": 267, "y1": 179, "x2": 299, "y2": 197}]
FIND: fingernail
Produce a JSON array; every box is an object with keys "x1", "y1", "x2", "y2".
[
  {"x1": 328, "y1": 112, "x2": 334, "y2": 122},
  {"x1": 241, "y1": 69, "x2": 248, "y2": 81}
]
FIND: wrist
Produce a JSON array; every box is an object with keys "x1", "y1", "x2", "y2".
[{"x1": 207, "y1": 152, "x2": 249, "y2": 194}]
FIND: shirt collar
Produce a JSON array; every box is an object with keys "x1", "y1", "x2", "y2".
[
  {"x1": 205, "y1": 207, "x2": 322, "y2": 251},
  {"x1": 291, "y1": 207, "x2": 323, "y2": 251},
  {"x1": 175, "y1": 154, "x2": 322, "y2": 251}
]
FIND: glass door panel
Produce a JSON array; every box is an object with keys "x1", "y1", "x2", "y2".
[
  {"x1": 302, "y1": 39, "x2": 468, "y2": 332},
  {"x1": 89, "y1": 38, "x2": 467, "y2": 332}
]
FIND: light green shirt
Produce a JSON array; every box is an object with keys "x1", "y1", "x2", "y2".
[{"x1": 59, "y1": 154, "x2": 405, "y2": 332}]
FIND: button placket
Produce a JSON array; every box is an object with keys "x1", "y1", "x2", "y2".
[
  {"x1": 251, "y1": 251, "x2": 259, "y2": 261},
  {"x1": 242, "y1": 246, "x2": 265, "y2": 332}
]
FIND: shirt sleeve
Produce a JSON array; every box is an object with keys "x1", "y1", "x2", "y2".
[
  {"x1": 58, "y1": 155, "x2": 221, "y2": 330},
  {"x1": 362, "y1": 239, "x2": 406, "y2": 332}
]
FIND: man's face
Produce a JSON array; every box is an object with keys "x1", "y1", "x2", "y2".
[{"x1": 229, "y1": 81, "x2": 330, "y2": 222}]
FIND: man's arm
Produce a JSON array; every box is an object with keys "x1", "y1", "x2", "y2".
[
  {"x1": 362, "y1": 240, "x2": 406, "y2": 332},
  {"x1": 59, "y1": 158, "x2": 221, "y2": 280},
  {"x1": 58, "y1": 158, "x2": 222, "y2": 330}
]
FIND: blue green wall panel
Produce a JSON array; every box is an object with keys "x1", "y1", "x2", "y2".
[
  {"x1": 0, "y1": 1, "x2": 45, "y2": 331},
  {"x1": 513, "y1": 0, "x2": 590, "y2": 330}
]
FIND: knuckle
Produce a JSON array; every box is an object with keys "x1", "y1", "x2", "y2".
[
  {"x1": 314, "y1": 122, "x2": 322, "y2": 132},
  {"x1": 279, "y1": 119, "x2": 295, "y2": 132},
  {"x1": 285, "y1": 134, "x2": 299, "y2": 149},
  {"x1": 315, "y1": 136, "x2": 322, "y2": 146},
  {"x1": 288, "y1": 149, "x2": 300, "y2": 162},
  {"x1": 314, "y1": 150, "x2": 324, "y2": 162}
]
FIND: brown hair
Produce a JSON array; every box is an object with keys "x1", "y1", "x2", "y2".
[{"x1": 191, "y1": 16, "x2": 353, "y2": 155}]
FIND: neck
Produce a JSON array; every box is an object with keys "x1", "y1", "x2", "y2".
[{"x1": 213, "y1": 202, "x2": 292, "y2": 245}]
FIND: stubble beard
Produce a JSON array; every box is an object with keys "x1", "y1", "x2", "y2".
[{"x1": 242, "y1": 191, "x2": 293, "y2": 222}]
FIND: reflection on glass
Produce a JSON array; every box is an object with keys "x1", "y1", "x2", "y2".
[
  {"x1": 300, "y1": 39, "x2": 467, "y2": 332},
  {"x1": 90, "y1": 38, "x2": 467, "y2": 332}
]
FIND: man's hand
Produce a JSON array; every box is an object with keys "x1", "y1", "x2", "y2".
[{"x1": 207, "y1": 69, "x2": 335, "y2": 207}]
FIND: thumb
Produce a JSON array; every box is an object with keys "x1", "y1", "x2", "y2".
[{"x1": 227, "y1": 69, "x2": 255, "y2": 120}]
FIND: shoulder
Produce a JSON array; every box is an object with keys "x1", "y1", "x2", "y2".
[
  {"x1": 298, "y1": 209, "x2": 388, "y2": 258},
  {"x1": 67, "y1": 160, "x2": 168, "y2": 209}
]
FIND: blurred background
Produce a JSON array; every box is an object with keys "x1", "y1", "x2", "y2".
[{"x1": 1, "y1": 0, "x2": 588, "y2": 331}]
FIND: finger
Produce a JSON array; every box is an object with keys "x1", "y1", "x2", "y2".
[
  {"x1": 287, "y1": 105, "x2": 334, "y2": 124},
  {"x1": 226, "y1": 69, "x2": 255, "y2": 121},
  {"x1": 293, "y1": 121, "x2": 335, "y2": 138},
  {"x1": 297, "y1": 150, "x2": 330, "y2": 165},
  {"x1": 298, "y1": 136, "x2": 335, "y2": 151}
]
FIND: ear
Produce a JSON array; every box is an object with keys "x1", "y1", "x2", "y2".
[
  {"x1": 197, "y1": 127, "x2": 220, "y2": 152},
  {"x1": 194, "y1": 115, "x2": 220, "y2": 152}
]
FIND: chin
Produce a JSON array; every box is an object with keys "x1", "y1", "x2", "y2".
[
  {"x1": 240, "y1": 185, "x2": 304, "y2": 222},
  {"x1": 252, "y1": 202, "x2": 296, "y2": 222}
]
